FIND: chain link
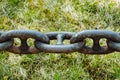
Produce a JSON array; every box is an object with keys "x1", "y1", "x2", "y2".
[
  {"x1": 0, "y1": 30, "x2": 120, "y2": 54},
  {"x1": 0, "y1": 30, "x2": 49, "y2": 54},
  {"x1": 35, "y1": 32, "x2": 85, "y2": 53},
  {"x1": 70, "y1": 30, "x2": 120, "y2": 54}
]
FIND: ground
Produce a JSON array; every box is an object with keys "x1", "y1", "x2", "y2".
[{"x1": 0, "y1": 0, "x2": 120, "y2": 80}]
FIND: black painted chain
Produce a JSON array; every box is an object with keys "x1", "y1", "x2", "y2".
[{"x1": 0, "y1": 30, "x2": 120, "y2": 54}]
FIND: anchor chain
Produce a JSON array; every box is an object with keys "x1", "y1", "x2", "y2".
[{"x1": 0, "y1": 30, "x2": 119, "y2": 54}]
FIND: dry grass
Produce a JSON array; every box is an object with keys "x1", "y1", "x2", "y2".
[{"x1": 0, "y1": 0, "x2": 120, "y2": 80}]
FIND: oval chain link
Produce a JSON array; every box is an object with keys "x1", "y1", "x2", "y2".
[
  {"x1": 0, "y1": 30, "x2": 49, "y2": 54},
  {"x1": 35, "y1": 32, "x2": 85, "y2": 53},
  {"x1": 70, "y1": 30, "x2": 120, "y2": 54}
]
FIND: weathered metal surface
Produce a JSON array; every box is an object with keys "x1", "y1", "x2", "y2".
[
  {"x1": 0, "y1": 30, "x2": 49, "y2": 54},
  {"x1": 35, "y1": 32, "x2": 85, "y2": 53},
  {"x1": 0, "y1": 31, "x2": 13, "y2": 51},
  {"x1": 107, "y1": 40, "x2": 120, "y2": 52},
  {"x1": 70, "y1": 30, "x2": 120, "y2": 54},
  {"x1": 0, "y1": 30, "x2": 119, "y2": 54}
]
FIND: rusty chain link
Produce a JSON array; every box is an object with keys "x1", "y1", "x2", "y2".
[{"x1": 0, "y1": 30, "x2": 120, "y2": 54}]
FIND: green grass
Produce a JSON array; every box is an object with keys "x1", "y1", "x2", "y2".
[{"x1": 0, "y1": 0, "x2": 120, "y2": 80}]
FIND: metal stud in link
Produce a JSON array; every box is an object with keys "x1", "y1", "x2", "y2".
[
  {"x1": 56, "y1": 34, "x2": 65, "y2": 45},
  {"x1": 92, "y1": 38, "x2": 101, "y2": 51}
]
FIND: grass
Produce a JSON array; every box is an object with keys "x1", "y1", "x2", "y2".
[{"x1": 0, "y1": 0, "x2": 120, "y2": 80}]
